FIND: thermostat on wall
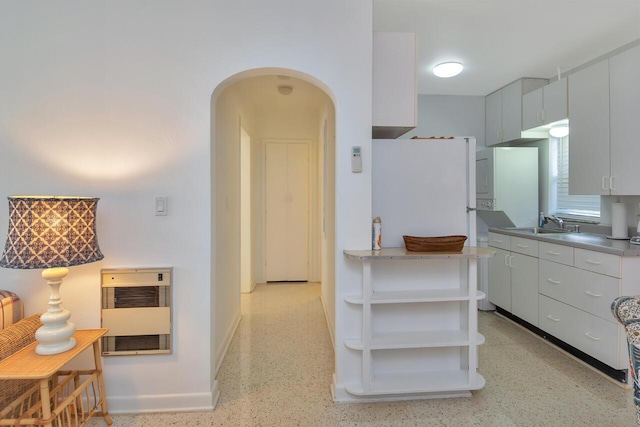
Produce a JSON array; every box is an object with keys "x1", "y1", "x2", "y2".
[{"x1": 351, "y1": 146, "x2": 362, "y2": 173}]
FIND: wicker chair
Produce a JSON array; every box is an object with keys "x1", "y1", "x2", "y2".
[
  {"x1": 612, "y1": 296, "x2": 640, "y2": 426},
  {"x1": 0, "y1": 314, "x2": 42, "y2": 414}
]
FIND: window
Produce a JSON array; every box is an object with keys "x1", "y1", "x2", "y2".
[{"x1": 551, "y1": 136, "x2": 600, "y2": 222}]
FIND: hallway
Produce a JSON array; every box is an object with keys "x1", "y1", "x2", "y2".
[{"x1": 91, "y1": 282, "x2": 635, "y2": 426}]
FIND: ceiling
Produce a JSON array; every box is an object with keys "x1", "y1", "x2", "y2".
[{"x1": 374, "y1": 0, "x2": 640, "y2": 96}]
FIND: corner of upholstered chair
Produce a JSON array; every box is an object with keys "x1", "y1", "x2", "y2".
[{"x1": 612, "y1": 296, "x2": 640, "y2": 324}]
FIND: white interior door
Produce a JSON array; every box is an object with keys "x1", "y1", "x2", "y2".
[{"x1": 266, "y1": 142, "x2": 309, "y2": 282}]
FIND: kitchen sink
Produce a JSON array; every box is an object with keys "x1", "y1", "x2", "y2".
[{"x1": 502, "y1": 227, "x2": 569, "y2": 235}]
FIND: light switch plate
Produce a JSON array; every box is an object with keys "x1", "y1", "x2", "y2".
[{"x1": 155, "y1": 197, "x2": 168, "y2": 216}]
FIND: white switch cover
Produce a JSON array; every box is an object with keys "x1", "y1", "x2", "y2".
[{"x1": 155, "y1": 197, "x2": 168, "y2": 216}]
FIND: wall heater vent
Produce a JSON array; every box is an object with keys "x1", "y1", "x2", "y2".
[{"x1": 101, "y1": 268, "x2": 172, "y2": 356}]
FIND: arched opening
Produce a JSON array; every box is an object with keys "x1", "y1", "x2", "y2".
[{"x1": 210, "y1": 68, "x2": 337, "y2": 399}]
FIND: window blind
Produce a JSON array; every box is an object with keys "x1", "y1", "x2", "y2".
[{"x1": 555, "y1": 136, "x2": 601, "y2": 221}]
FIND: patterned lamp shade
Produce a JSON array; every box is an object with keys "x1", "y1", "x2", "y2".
[{"x1": 0, "y1": 196, "x2": 104, "y2": 269}]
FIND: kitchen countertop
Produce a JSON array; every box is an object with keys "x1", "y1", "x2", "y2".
[{"x1": 489, "y1": 227, "x2": 640, "y2": 256}]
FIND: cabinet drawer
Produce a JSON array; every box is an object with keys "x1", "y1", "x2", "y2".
[
  {"x1": 573, "y1": 269, "x2": 620, "y2": 322},
  {"x1": 539, "y1": 295, "x2": 619, "y2": 368},
  {"x1": 539, "y1": 260, "x2": 620, "y2": 321},
  {"x1": 539, "y1": 260, "x2": 572, "y2": 304},
  {"x1": 488, "y1": 232, "x2": 510, "y2": 250},
  {"x1": 539, "y1": 242, "x2": 573, "y2": 266},
  {"x1": 510, "y1": 237, "x2": 538, "y2": 257},
  {"x1": 574, "y1": 249, "x2": 620, "y2": 277}
]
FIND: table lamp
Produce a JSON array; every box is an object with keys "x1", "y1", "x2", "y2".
[{"x1": 0, "y1": 196, "x2": 103, "y2": 355}]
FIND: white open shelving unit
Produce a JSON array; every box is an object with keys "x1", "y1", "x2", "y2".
[{"x1": 343, "y1": 247, "x2": 494, "y2": 399}]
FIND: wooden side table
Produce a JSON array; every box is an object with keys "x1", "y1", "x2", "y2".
[{"x1": 0, "y1": 328, "x2": 112, "y2": 427}]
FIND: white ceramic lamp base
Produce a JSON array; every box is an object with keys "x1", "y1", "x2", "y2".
[{"x1": 35, "y1": 267, "x2": 77, "y2": 355}]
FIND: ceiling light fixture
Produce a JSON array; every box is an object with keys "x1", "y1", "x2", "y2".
[
  {"x1": 549, "y1": 124, "x2": 569, "y2": 138},
  {"x1": 433, "y1": 62, "x2": 464, "y2": 78},
  {"x1": 278, "y1": 85, "x2": 293, "y2": 95}
]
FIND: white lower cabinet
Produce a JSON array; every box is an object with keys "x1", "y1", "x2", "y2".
[
  {"x1": 343, "y1": 247, "x2": 493, "y2": 399},
  {"x1": 539, "y1": 295, "x2": 619, "y2": 368},
  {"x1": 488, "y1": 233, "x2": 539, "y2": 326},
  {"x1": 488, "y1": 247, "x2": 511, "y2": 311},
  {"x1": 489, "y1": 232, "x2": 634, "y2": 372},
  {"x1": 510, "y1": 253, "x2": 539, "y2": 326}
]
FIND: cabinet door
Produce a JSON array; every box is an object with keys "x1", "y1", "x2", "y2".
[
  {"x1": 543, "y1": 78, "x2": 568, "y2": 125},
  {"x1": 501, "y1": 81, "x2": 523, "y2": 142},
  {"x1": 610, "y1": 44, "x2": 640, "y2": 195},
  {"x1": 488, "y1": 248, "x2": 511, "y2": 311},
  {"x1": 568, "y1": 60, "x2": 610, "y2": 195},
  {"x1": 510, "y1": 253, "x2": 539, "y2": 326},
  {"x1": 485, "y1": 90, "x2": 502, "y2": 146},
  {"x1": 373, "y1": 32, "x2": 417, "y2": 128},
  {"x1": 522, "y1": 87, "x2": 543, "y2": 130}
]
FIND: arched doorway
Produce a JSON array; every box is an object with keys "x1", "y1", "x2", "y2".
[{"x1": 210, "y1": 68, "x2": 336, "y2": 397}]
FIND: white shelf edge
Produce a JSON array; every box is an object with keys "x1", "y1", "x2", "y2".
[
  {"x1": 344, "y1": 372, "x2": 486, "y2": 396},
  {"x1": 344, "y1": 332, "x2": 485, "y2": 350},
  {"x1": 345, "y1": 290, "x2": 486, "y2": 305}
]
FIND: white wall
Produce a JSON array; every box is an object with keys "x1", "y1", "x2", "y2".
[
  {"x1": 213, "y1": 87, "x2": 246, "y2": 384},
  {"x1": 404, "y1": 95, "x2": 486, "y2": 145},
  {"x1": 319, "y1": 102, "x2": 337, "y2": 343},
  {"x1": 0, "y1": 0, "x2": 372, "y2": 413}
]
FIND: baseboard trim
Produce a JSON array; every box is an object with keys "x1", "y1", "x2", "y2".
[
  {"x1": 107, "y1": 391, "x2": 215, "y2": 414},
  {"x1": 215, "y1": 311, "x2": 241, "y2": 375},
  {"x1": 320, "y1": 294, "x2": 335, "y2": 346},
  {"x1": 211, "y1": 380, "x2": 221, "y2": 409}
]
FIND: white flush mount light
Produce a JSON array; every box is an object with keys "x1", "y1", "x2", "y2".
[
  {"x1": 278, "y1": 85, "x2": 293, "y2": 95},
  {"x1": 433, "y1": 62, "x2": 463, "y2": 78},
  {"x1": 549, "y1": 124, "x2": 569, "y2": 138}
]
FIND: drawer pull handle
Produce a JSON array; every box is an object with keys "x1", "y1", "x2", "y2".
[
  {"x1": 493, "y1": 239, "x2": 503, "y2": 243},
  {"x1": 585, "y1": 259, "x2": 602, "y2": 265},
  {"x1": 547, "y1": 251, "x2": 561, "y2": 256},
  {"x1": 516, "y1": 244, "x2": 529, "y2": 248},
  {"x1": 585, "y1": 332, "x2": 601, "y2": 341},
  {"x1": 547, "y1": 315, "x2": 561, "y2": 322},
  {"x1": 547, "y1": 278, "x2": 561, "y2": 285},
  {"x1": 585, "y1": 291, "x2": 602, "y2": 297}
]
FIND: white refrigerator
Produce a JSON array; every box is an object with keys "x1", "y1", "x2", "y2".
[{"x1": 372, "y1": 138, "x2": 476, "y2": 248}]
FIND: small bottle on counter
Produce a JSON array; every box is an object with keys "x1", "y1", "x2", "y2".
[
  {"x1": 372, "y1": 217, "x2": 382, "y2": 250},
  {"x1": 539, "y1": 212, "x2": 545, "y2": 228}
]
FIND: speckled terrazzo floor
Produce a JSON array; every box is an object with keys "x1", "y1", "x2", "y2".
[{"x1": 87, "y1": 282, "x2": 635, "y2": 426}]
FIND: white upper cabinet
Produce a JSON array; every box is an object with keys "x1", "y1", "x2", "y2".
[
  {"x1": 372, "y1": 32, "x2": 417, "y2": 139},
  {"x1": 485, "y1": 78, "x2": 547, "y2": 146},
  {"x1": 522, "y1": 78, "x2": 568, "y2": 130},
  {"x1": 568, "y1": 59, "x2": 610, "y2": 195},
  {"x1": 522, "y1": 87, "x2": 543, "y2": 131},
  {"x1": 610, "y1": 43, "x2": 640, "y2": 195},
  {"x1": 501, "y1": 80, "x2": 524, "y2": 142},
  {"x1": 568, "y1": 44, "x2": 640, "y2": 196},
  {"x1": 485, "y1": 90, "x2": 502, "y2": 146}
]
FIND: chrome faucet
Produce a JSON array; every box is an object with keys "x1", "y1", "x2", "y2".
[{"x1": 544, "y1": 215, "x2": 564, "y2": 229}]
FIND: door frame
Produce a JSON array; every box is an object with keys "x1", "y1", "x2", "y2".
[{"x1": 262, "y1": 138, "x2": 314, "y2": 282}]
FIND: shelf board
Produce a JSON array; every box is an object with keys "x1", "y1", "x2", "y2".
[
  {"x1": 345, "y1": 371, "x2": 485, "y2": 396},
  {"x1": 344, "y1": 247, "x2": 495, "y2": 260},
  {"x1": 345, "y1": 289, "x2": 486, "y2": 305},
  {"x1": 344, "y1": 331, "x2": 485, "y2": 350}
]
